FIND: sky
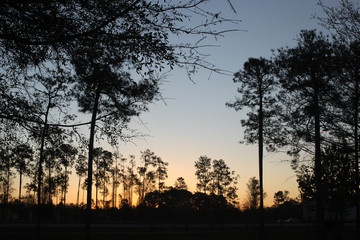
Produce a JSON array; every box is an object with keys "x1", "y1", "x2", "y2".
[{"x1": 12, "y1": 0, "x2": 345, "y2": 207}]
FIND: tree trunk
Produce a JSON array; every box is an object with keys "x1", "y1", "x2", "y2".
[
  {"x1": 6, "y1": 163, "x2": 10, "y2": 205},
  {"x1": 18, "y1": 169, "x2": 22, "y2": 203},
  {"x1": 354, "y1": 71, "x2": 360, "y2": 240},
  {"x1": 258, "y1": 82, "x2": 264, "y2": 240},
  {"x1": 103, "y1": 173, "x2": 106, "y2": 208},
  {"x1": 95, "y1": 181, "x2": 98, "y2": 208},
  {"x1": 37, "y1": 96, "x2": 51, "y2": 237},
  {"x1": 77, "y1": 176, "x2": 81, "y2": 206},
  {"x1": 314, "y1": 80, "x2": 325, "y2": 239},
  {"x1": 85, "y1": 87, "x2": 101, "y2": 240},
  {"x1": 48, "y1": 160, "x2": 51, "y2": 205},
  {"x1": 64, "y1": 166, "x2": 67, "y2": 206}
]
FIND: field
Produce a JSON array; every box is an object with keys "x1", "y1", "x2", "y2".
[{"x1": 0, "y1": 222, "x2": 356, "y2": 240}]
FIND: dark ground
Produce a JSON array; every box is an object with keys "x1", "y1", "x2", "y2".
[{"x1": 0, "y1": 222, "x2": 356, "y2": 240}]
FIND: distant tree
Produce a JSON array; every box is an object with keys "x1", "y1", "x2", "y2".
[
  {"x1": 75, "y1": 154, "x2": 87, "y2": 206},
  {"x1": 191, "y1": 192, "x2": 231, "y2": 213},
  {"x1": 109, "y1": 152, "x2": 124, "y2": 208},
  {"x1": 57, "y1": 143, "x2": 78, "y2": 206},
  {"x1": 23, "y1": 166, "x2": 38, "y2": 205},
  {"x1": 243, "y1": 177, "x2": 265, "y2": 211},
  {"x1": 43, "y1": 148, "x2": 62, "y2": 205},
  {"x1": 124, "y1": 155, "x2": 138, "y2": 206},
  {"x1": 273, "y1": 190, "x2": 290, "y2": 207},
  {"x1": 194, "y1": 156, "x2": 212, "y2": 193},
  {"x1": 10, "y1": 143, "x2": 33, "y2": 203},
  {"x1": 174, "y1": 177, "x2": 188, "y2": 190},
  {"x1": 143, "y1": 188, "x2": 193, "y2": 210},
  {"x1": 136, "y1": 150, "x2": 167, "y2": 193},
  {"x1": 137, "y1": 149, "x2": 157, "y2": 203},
  {"x1": 153, "y1": 154, "x2": 168, "y2": 192},
  {"x1": 0, "y1": 145, "x2": 13, "y2": 206},
  {"x1": 210, "y1": 159, "x2": 238, "y2": 198},
  {"x1": 195, "y1": 156, "x2": 239, "y2": 203},
  {"x1": 93, "y1": 147, "x2": 113, "y2": 208}
]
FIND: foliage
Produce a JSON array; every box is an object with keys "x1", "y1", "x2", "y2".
[
  {"x1": 194, "y1": 156, "x2": 212, "y2": 193},
  {"x1": 273, "y1": 190, "x2": 290, "y2": 207},
  {"x1": 274, "y1": 30, "x2": 337, "y2": 160},
  {"x1": 226, "y1": 57, "x2": 281, "y2": 151},
  {"x1": 174, "y1": 177, "x2": 188, "y2": 190},
  {"x1": 0, "y1": 1, "x2": 238, "y2": 73},
  {"x1": 140, "y1": 189, "x2": 238, "y2": 221},
  {"x1": 243, "y1": 177, "x2": 261, "y2": 210},
  {"x1": 194, "y1": 156, "x2": 239, "y2": 204},
  {"x1": 296, "y1": 143, "x2": 357, "y2": 204}
]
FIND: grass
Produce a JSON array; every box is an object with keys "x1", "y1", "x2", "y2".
[{"x1": 1, "y1": 223, "x2": 356, "y2": 240}]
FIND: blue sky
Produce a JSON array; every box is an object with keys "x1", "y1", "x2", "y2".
[{"x1": 66, "y1": 0, "x2": 344, "y2": 206}]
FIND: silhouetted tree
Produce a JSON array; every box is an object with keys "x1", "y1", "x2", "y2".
[
  {"x1": 195, "y1": 156, "x2": 239, "y2": 203},
  {"x1": 153, "y1": 154, "x2": 168, "y2": 192},
  {"x1": 109, "y1": 152, "x2": 124, "y2": 208},
  {"x1": 75, "y1": 154, "x2": 87, "y2": 206},
  {"x1": 274, "y1": 30, "x2": 337, "y2": 236},
  {"x1": 297, "y1": 143, "x2": 356, "y2": 216},
  {"x1": 331, "y1": 39, "x2": 360, "y2": 236},
  {"x1": 137, "y1": 149, "x2": 157, "y2": 203},
  {"x1": 93, "y1": 148, "x2": 113, "y2": 208},
  {"x1": 124, "y1": 155, "x2": 137, "y2": 206},
  {"x1": 174, "y1": 177, "x2": 188, "y2": 190},
  {"x1": 318, "y1": 1, "x2": 360, "y2": 235},
  {"x1": 195, "y1": 156, "x2": 212, "y2": 193},
  {"x1": 43, "y1": 148, "x2": 61, "y2": 205},
  {"x1": 0, "y1": 145, "x2": 13, "y2": 206},
  {"x1": 273, "y1": 190, "x2": 290, "y2": 207},
  {"x1": 227, "y1": 57, "x2": 279, "y2": 238},
  {"x1": 318, "y1": 0, "x2": 360, "y2": 42},
  {"x1": 243, "y1": 177, "x2": 262, "y2": 211},
  {"x1": 210, "y1": 159, "x2": 239, "y2": 200},
  {"x1": 57, "y1": 144, "x2": 78, "y2": 206},
  {"x1": 11, "y1": 143, "x2": 33, "y2": 202}
]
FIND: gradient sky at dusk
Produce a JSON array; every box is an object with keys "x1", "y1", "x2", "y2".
[{"x1": 62, "y1": 0, "x2": 343, "y2": 207}]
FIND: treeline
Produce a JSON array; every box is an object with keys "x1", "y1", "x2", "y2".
[
  {"x1": 1, "y1": 188, "x2": 301, "y2": 223},
  {"x1": 0, "y1": 145, "x2": 241, "y2": 210}
]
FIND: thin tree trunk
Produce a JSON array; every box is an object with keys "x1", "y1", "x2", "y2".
[
  {"x1": 96, "y1": 181, "x2": 98, "y2": 208},
  {"x1": 37, "y1": 96, "x2": 51, "y2": 237},
  {"x1": 18, "y1": 170, "x2": 22, "y2": 203},
  {"x1": 354, "y1": 71, "x2": 360, "y2": 240},
  {"x1": 6, "y1": 164, "x2": 10, "y2": 205},
  {"x1": 77, "y1": 176, "x2": 81, "y2": 206},
  {"x1": 258, "y1": 82, "x2": 264, "y2": 240},
  {"x1": 103, "y1": 174, "x2": 106, "y2": 208},
  {"x1": 48, "y1": 160, "x2": 51, "y2": 205},
  {"x1": 85, "y1": 87, "x2": 101, "y2": 240},
  {"x1": 64, "y1": 166, "x2": 67, "y2": 206},
  {"x1": 314, "y1": 80, "x2": 325, "y2": 239}
]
